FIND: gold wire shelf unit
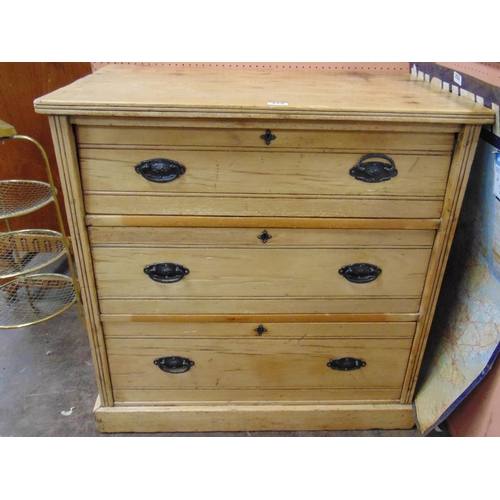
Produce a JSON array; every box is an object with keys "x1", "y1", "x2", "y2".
[
  {"x1": 0, "y1": 180, "x2": 54, "y2": 219},
  {"x1": 0, "y1": 274, "x2": 77, "y2": 328},
  {"x1": 0, "y1": 229, "x2": 66, "y2": 279},
  {"x1": 0, "y1": 119, "x2": 82, "y2": 329}
]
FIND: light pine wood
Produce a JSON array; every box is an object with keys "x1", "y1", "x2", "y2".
[
  {"x1": 34, "y1": 65, "x2": 493, "y2": 124},
  {"x1": 102, "y1": 321, "x2": 416, "y2": 338},
  {"x1": 76, "y1": 125, "x2": 455, "y2": 152},
  {"x1": 71, "y1": 116, "x2": 463, "y2": 133},
  {"x1": 112, "y1": 388, "x2": 402, "y2": 405},
  {"x1": 99, "y1": 297, "x2": 422, "y2": 315},
  {"x1": 106, "y1": 337, "x2": 412, "y2": 392},
  {"x1": 91, "y1": 246, "x2": 431, "y2": 299},
  {"x1": 80, "y1": 149, "x2": 451, "y2": 198},
  {"x1": 84, "y1": 193, "x2": 444, "y2": 219},
  {"x1": 101, "y1": 313, "x2": 420, "y2": 323},
  {"x1": 38, "y1": 67, "x2": 494, "y2": 432},
  {"x1": 88, "y1": 227, "x2": 435, "y2": 248},
  {"x1": 86, "y1": 215, "x2": 441, "y2": 230},
  {"x1": 401, "y1": 124, "x2": 483, "y2": 403},
  {"x1": 94, "y1": 402, "x2": 416, "y2": 432},
  {"x1": 48, "y1": 116, "x2": 113, "y2": 406}
]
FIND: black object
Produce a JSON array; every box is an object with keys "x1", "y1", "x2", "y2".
[
  {"x1": 260, "y1": 130, "x2": 276, "y2": 145},
  {"x1": 135, "y1": 158, "x2": 186, "y2": 183},
  {"x1": 338, "y1": 263, "x2": 382, "y2": 284},
  {"x1": 254, "y1": 325, "x2": 267, "y2": 336},
  {"x1": 154, "y1": 356, "x2": 195, "y2": 374},
  {"x1": 257, "y1": 230, "x2": 272, "y2": 243},
  {"x1": 144, "y1": 263, "x2": 190, "y2": 283},
  {"x1": 327, "y1": 358, "x2": 366, "y2": 371},
  {"x1": 350, "y1": 154, "x2": 397, "y2": 183}
]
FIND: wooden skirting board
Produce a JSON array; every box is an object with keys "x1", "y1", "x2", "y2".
[{"x1": 94, "y1": 397, "x2": 415, "y2": 433}]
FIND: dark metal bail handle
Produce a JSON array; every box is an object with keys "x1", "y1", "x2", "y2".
[
  {"x1": 338, "y1": 263, "x2": 382, "y2": 284},
  {"x1": 154, "y1": 356, "x2": 194, "y2": 374},
  {"x1": 135, "y1": 158, "x2": 186, "y2": 183},
  {"x1": 144, "y1": 262, "x2": 190, "y2": 283},
  {"x1": 327, "y1": 357, "x2": 366, "y2": 371},
  {"x1": 350, "y1": 153, "x2": 397, "y2": 183},
  {"x1": 260, "y1": 129, "x2": 276, "y2": 145}
]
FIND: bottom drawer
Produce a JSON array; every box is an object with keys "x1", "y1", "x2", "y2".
[{"x1": 106, "y1": 337, "x2": 412, "y2": 404}]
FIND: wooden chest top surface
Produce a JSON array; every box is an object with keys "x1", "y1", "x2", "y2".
[{"x1": 34, "y1": 65, "x2": 494, "y2": 123}]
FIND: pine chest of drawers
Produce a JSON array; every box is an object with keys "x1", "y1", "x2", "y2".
[{"x1": 35, "y1": 65, "x2": 494, "y2": 432}]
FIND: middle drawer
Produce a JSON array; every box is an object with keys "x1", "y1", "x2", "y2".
[{"x1": 89, "y1": 227, "x2": 434, "y2": 314}]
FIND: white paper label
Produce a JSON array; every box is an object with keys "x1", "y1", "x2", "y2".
[
  {"x1": 267, "y1": 101, "x2": 288, "y2": 106},
  {"x1": 454, "y1": 71, "x2": 462, "y2": 86}
]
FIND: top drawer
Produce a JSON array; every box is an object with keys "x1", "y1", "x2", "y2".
[
  {"x1": 76, "y1": 125, "x2": 455, "y2": 152},
  {"x1": 76, "y1": 123, "x2": 455, "y2": 219}
]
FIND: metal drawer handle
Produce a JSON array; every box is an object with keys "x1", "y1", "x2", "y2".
[
  {"x1": 144, "y1": 262, "x2": 190, "y2": 283},
  {"x1": 327, "y1": 357, "x2": 366, "y2": 371},
  {"x1": 350, "y1": 153, "x2": 397, "y2": 183},
  {"x1": 154, "y1": 356, "x2": 194, "y2": 374},
  {"x1": 135, "y1": 158, "x2": 186, "y2": 183},
  {"x1": 338, "y1": 263, "x2": 381, "y2": 284}
]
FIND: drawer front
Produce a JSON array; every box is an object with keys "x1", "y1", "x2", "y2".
[
  {"x1": 88, "y1": 227, "x2": 436, "y2": 248},
  {"x1": 78, "y1": 125, "x2": 453, "y2": 218},
  {"x1": 106, "y1": 337, "x2": 413, "y2": 399},
  {"x1": 84, "y1": 194, "x2": 444, "y2": 219},
  {"x1": 80, "y1": 149, "x2": 451, "y2": 198},
  {"x1": 102, "y1": 321, "x2": 417, "y2": 339},
  {"x1": 91, "y1": 246, "x2": 431, "y2": 299},
  {"x1": 76, "y1": 125, "x2": 455, "y2": 152}
]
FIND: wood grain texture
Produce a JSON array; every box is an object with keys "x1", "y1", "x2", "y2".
[
  {"x1": 86, "y1": 215, "x2": 441, "y2": 230},
  {"x1": 79, "y1": 149, "x2": 451, "y2": 198},
  {"x1": 76, "y1": 125, "x2": 455, "y2": 152},
  {"x1": 401, "y1": 124, "x2": 483, "y2": 403},
  {"x1": 39, "y1": 67, "x2": 490, "y2": 432},
  {"x1": 48, "y1": 116, "x2": 113, "y2": 406},
  {"x1": 88, "y1": 227, "x2": 436, "y2": 248},
  {"x1": 102, "y1": 321, "x2": 416, "y2": 338},
  {"x1": 84, "y1": 194, "x2": 444, "y2": 219},
  {"x1": 101, "y1": 313, "x2": 420, "y2": 323},
  {"x1": 71, "y1": 116, "x2": 463, "y2": 133},
  {"x1": 99, "y1": 297, "x2": 422, "y2": 315},
  {"x1": 34, "y1": 65, "x2": 494, "y2": 124},
  {"x1": 94, "y1": 402, "x2": 415, "y2": 432},
  {"x1": 112, "y1": 388, "x2": 402, "y2": 405},
  {"x1": 106, "y1": 337, "x2": 412, "y2": 391},
  {"x1": 91, "y1": 246, "x2": 431, "y2": 299}
]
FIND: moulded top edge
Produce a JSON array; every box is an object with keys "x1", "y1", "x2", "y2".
[{"x1": 33, "y1": 65, "x2": 496, "y2": 124}]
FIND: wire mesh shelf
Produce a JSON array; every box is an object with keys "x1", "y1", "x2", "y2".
[
  {"x1": 0, "y1": 274, "x2": 77, "y2": 329},
  {"x1": 0, "y1": 229, "x2": 67, "y2": 279},
  {"x1": 0, "y1": 124, "x2": 83, "y2": 328},
  {"x1": 0, "y1": 180, "x2": 54, "y2": 220}
]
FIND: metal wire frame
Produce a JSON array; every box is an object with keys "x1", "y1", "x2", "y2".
[
  {"x1": 0, "y1": 273, "x2": 77, "y2": 328},
  {"x1": 0, "y1": 128, "x2": 84, "y2": 328},
  {"x1": 0, "y1": 228, "x2": 67, "y2": 279},
  {"x1": 0, "y1": 179, "x2": 54, "y2": 219}
]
